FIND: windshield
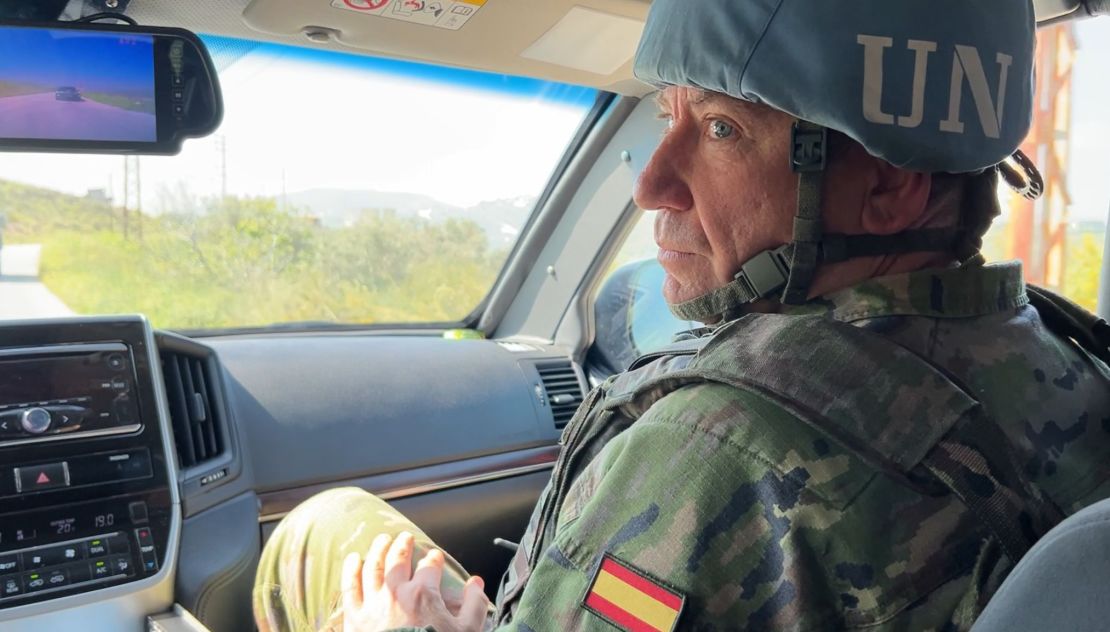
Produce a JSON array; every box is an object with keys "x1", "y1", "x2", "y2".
[{"x1": 0, "y1": 35, "x2": 599, "y2": 330}]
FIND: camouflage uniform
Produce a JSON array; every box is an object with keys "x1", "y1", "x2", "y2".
[{"x1": 255, "y1": 261, "x2": 1110, "y2": 631}]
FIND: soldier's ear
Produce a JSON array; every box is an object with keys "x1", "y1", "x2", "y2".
[{"x1": 859, "y1": 160, "x2": 932, "y2": 235}]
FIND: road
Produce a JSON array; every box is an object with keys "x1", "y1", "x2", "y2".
[
  {"x1": 0, "y1": 92, "x2": 156, "y2": 142},
  {"x1": 0, "y1": 244, "x2": 75, "y2": 319}
]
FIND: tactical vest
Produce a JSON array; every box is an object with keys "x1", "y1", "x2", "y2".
[{"x1": 495, "y1": 286, "x2": 1110, "y2": 625}]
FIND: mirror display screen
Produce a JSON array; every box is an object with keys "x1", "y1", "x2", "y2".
[{"x1": 0, "y1": 26, "x2": 155, "y2": 142}]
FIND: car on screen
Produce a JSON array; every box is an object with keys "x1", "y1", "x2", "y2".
[{"x1": 53, "y1": 86, "x2": 81, "y2": 101}]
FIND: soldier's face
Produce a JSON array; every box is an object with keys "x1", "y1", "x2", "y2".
[{"x1": 634, "y1": 87, "x2": 801, "y2": 306}]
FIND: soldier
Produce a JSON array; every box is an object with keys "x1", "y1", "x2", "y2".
[{"x1": 255, "y1": 0, "x2": 1110, "y2": 630}]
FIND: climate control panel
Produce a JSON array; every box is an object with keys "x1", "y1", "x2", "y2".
[{"x1": 1, "y1": 531, "x2": 136, "y2": 601}]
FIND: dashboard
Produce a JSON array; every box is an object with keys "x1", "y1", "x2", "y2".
[
  {"x1": 0, "y1": 317, "x2": 180, "y2": 630},
  {"x1": 0, "y1": 316, "x2": 581, "y2": 631}
]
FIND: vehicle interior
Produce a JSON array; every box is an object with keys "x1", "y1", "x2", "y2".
[{"x1": 0, "y1": 0, "x2": 1106, "y2": 630}]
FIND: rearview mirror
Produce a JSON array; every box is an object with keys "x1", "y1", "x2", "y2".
[{"x1": 0, "y1": 20, "x2": 222, "y2": 155}]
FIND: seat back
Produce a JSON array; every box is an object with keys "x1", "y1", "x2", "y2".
[{"x1": 972, "y1": 497, "x2": 1110, "y2": 631}]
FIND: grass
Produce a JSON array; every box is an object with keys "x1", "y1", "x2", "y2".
[
  {"x1": 38, "y1": 230, "x2": 233, "y2": 328},
  {"x1": 36, "y1": 225, "x2": 496, "y2": 330},
  {"x1": 81, "y1": 92, "x2": 156, "y2": 115},
  {"x1": 0, "y1": 80, "x2": 48, "y2": 99}
]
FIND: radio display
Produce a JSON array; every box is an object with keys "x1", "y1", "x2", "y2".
[{"x1": 0, "y1": 345, "x2": 138, "y2": 439}]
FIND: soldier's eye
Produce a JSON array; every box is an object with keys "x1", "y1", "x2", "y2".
[{"x1": 710, "y1": 119, "x2": 735, "y2": 139}]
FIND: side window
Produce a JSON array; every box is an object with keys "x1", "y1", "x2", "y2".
[
  {"x1": 982, "y1": 21, "x2": 1108, "y2": 313},
  {"x1": 590, "y1": 210, "x2": 696, "y2": 376}
]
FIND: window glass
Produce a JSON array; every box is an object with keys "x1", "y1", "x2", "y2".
[
  {"x1": 0, "y1": 35, "x2": 599, "y2": 330},
  {"x1": 982, "y1": 20, "x2": 1109, "y2": 312},
  {"x1": 594, "y1": 210, "x2": 697, "y2": 360}
]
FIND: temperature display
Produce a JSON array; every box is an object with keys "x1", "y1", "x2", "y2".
[{"x1": 51, "y1": 518, "x2": 76, "y2": 536}]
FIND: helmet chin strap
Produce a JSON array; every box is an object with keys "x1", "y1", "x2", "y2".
[{"x1": 669, "y1": 121, "x2": 968, "y2": 323}]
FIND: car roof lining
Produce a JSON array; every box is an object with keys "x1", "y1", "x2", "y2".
[{"x1": 115, "y1": 0, "x2": 1102, "y2": 98}]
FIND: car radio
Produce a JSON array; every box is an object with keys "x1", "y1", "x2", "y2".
[
  {"x1": 0, "y1": 319, "x2": 176, "y2": 611},
  {"x1": 0, "y1": 343, "x2": 142, "y2": 446}
]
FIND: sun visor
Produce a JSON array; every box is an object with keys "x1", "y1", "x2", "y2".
[
  {"x1": 521, "y1": 7, "x2": 644, "y2": 76},
  {"x1": 241, "y1": 0, "x2": 653, "y2": 95}
]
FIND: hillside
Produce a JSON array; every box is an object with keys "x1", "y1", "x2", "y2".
[
  {"x1": 0, "y1": 178, "x2": 116, "y2": 241},
  {"x1": 284, "y1": 188, "x2": 533, "y2": 248}
]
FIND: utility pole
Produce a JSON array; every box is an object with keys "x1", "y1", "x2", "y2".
[
  {"x1": 106, "y1": 174, "x2": 115, "y2": 232},
  {"x1": 121, "y1": 157, "x2": 130, "y2": 240},
  {"x1": 135, "y1": 157, "x2": 143, "y2": 241},
  {"x1": 123, "y1": 156, "x2": 142, "y2": 241},
  {"x1": 217, "y1": 135, "x2": 228, "y2": 199}
]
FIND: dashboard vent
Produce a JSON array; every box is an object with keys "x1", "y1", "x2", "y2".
[
  {"x1": 537, "y1": 361, "x2": 584, "y2": 429},
  {"x1": 161, "y1": 351, "x2": 225, "y2": 468}
]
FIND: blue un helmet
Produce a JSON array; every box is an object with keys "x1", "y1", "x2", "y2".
[{"x1": 634, "y1": 0, "x2": 1043, "y2": 319}]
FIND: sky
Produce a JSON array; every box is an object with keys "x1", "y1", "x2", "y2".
[
  {"x1": 0, "y1": 27, "x2": 154, "y2": 95},
  {"x1": 1063, "y1": 19, "x2": 1110, "y2": 223},
  {"x1": 0, "y1": 35, "x2": 596, "y2": 212},
  {"x1": 0, "y1": 21, "x2": 1106, "y2": 220}
]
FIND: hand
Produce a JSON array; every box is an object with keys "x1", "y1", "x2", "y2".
[{"x1": 341, "y1": 531, "x2": 490, "y2": 632}]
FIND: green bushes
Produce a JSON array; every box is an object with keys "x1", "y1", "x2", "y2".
[{"x1": 13, "y1": 183, "x2": 502, "y2": 329}]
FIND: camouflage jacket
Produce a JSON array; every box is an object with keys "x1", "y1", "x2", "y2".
[{"x1": 475, "y1": 262, "x2": 1110, "y2": 632}]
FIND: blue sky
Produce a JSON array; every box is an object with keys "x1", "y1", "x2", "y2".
[
  {"x1": 0, "y1": 27, "x2": 153, "y2": 96},
  {"x1": 202, "y1": 34, "x2": 599, "y2": 109}
]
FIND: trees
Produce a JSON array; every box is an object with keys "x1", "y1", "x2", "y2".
[
  {"x1": 1065, "y1": 232, "x2": 1104, "y2": 312},
  {"x1": 4, "y1": 179, "x2": 501, "y2": 328}
]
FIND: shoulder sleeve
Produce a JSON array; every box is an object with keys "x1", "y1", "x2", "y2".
[{"x1": 499, "y1": 382, "x2": 866, "y2": 631}]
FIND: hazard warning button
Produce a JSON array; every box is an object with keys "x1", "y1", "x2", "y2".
[{"x1": 14, "y1": 462, "x2": 70, "y2": 493}]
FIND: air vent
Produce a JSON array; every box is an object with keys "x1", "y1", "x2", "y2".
[
  {"x1": 161, "y1": 351, "x2": 225, "y2": 468},
  {"x1": 537, "y1": 360, "x2": 584, "y2": 429}
]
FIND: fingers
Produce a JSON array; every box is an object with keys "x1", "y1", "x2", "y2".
[
  {"x1": 340, "y1": 552, "x2": 364, "y2": 612},
  {"x1": 412, "y1": 548, "x2": 445, "y2": 592},
  {"x1": 455, "y1": 576, "x2": 489, "y2": 628},
  {"x1": 364, "y1": 533, "x2": 391, "y2": 592},
  {"x1": 383, "y1": 531, "x2": 415, "y2": 591}
]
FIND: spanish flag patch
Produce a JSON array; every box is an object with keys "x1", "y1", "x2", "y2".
[{"x1": 582, "y1": 554, "x2": 685, "y2": 632}]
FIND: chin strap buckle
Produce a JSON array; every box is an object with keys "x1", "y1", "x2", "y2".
[
  {"x1": 791, "y1": 123, "x2": 828, "y2": 173},
  {"x1": 734, "y1": 245, "x2": 792, "y2": 300}
]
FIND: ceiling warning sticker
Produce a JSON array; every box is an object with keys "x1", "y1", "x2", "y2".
[{"x1": 332, "y1": 0, "x2": 486, "y2": 31}]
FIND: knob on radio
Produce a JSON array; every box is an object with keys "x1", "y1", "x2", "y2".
[{"x1": 20, "y1": 407, "x2": 52, "y2": 434}]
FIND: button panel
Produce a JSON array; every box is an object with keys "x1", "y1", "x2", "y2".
[
  {"x1": 14, "y1": 462, "x2": 70, "y2": 494},
  {"x1": 0, "y1": 532, "x2": 134, "y2": 602},
  {"x1": 134, "y1": 527, "x2": 158, "y2": 573},
  {"x1": 2, "y1": 449, "x2": 153, "y2": 499}
]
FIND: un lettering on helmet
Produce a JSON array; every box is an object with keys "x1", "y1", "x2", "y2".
[
  {"x1": 633, "y1": 0, "x2": 1037, "y2": 173},
  {"x1": 858, "y1": 35, "x2": 1014, "y2": 140}
]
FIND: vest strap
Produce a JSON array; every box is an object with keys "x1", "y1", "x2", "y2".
[
  {"x1": 1026, "y1": 284, "x2": 1110, "y2": 365},
  {"x1": 921, "y1": 412, "x2": 1064, "y2": 562}
]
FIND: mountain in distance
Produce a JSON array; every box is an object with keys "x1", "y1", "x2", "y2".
[{"x1": 283, "y1": 188, "x2": 534, "y2": 248}]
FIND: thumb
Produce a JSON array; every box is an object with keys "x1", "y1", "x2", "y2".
[{"x1": 454, "y1": 576, "x2": 490, "y2": 629}]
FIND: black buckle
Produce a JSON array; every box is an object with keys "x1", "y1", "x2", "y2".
[
  {"x1": 791, "y1": 123, "x2": 827, "y2": 173},
  {"x1": 734, "y1": 246, "x2": 792, "y2": 299}
]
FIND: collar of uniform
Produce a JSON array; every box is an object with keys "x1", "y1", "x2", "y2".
[{"x1": 783, "y1": 261, "x2": 1028, "y2": 323}]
